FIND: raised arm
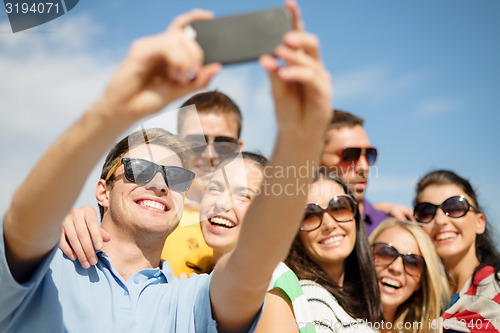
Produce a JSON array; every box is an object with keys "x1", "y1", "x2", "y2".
[
  {"x1": 209, "y1": 1, "x2": 332, "y2": 331},
  {"x1": 3, "y1": 10, "x2": 221, "y2": 281}
]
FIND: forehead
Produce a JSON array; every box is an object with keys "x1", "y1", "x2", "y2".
[
  {"x1": 375, "y1": 226, "x2": 422, "y2": 255},
  {"x1": 180, "y1": 110, "x2": 239, "y2": 138},
  {"x1": 418, "y1": 184, "x2": 469, "y2": 204},
  {"x1": 325, "y1": 125, "x2": 371, "y2": 150},
  {"x1": 210, "y1": 158, "x2": 263, "y2": 188},
  {"x1": 307, "y1": 179, "x2": 346, "y2": 204},
  {"x1": 125, "y1": 144, "x2": 182, "y2": 167}
]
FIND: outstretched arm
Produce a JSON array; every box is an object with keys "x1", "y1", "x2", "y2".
[
  {"x1": 209, "y1": 1, "x2": 332, "y2": 331},
  {"x1": 3, "y1": 10, "x2": 221, "y2": 282}
]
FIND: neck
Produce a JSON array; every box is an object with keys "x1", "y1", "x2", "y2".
[
  {"x1": 100, "y1": 219, "x2": 165, "y2": 281},
  {"x1": 213, "y1": 246, "x2": 233, "y2": 266},
  {"x1": 358, "y1": 199, "x2": 365, "y2": 215},
  {"x1": 443, "y1": 243, "x2": 480, "y2": 293},
  {"x1": 319, "y1": 260, "x2": 345, "y2": 286},
  {"x1": 382, "y1": 307, "x2": 397, "y2": 330}
]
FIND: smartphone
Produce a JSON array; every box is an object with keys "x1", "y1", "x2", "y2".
[{"x1": 185, "y1": 8, "x2": 293, "y2": 65}]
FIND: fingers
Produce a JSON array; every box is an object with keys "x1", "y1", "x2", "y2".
[
  {"x1": 189, "y1": 62, "x2": 222, "y2": 89},
  {"x1": 259, "y1": 55, "x2": 286, "y2": 99},
  {"x1": 163, "y1": 8, "x2": 214, "y2": 84},
  {"x1": 87, "y1": 210, "x2": 105, "y2": 251},
  {"x1": 168, "y1": 8, "x2": 214, "y2": 30},
  {"x1": 281, "y1": 31, "x2": 320, "y2": 61},
  {"x1": 62, "y1": 215, "x2": 92, "y2": 269},
  {"x1": 61, "y1": 208, "x2": 101, "y2": 269},
  {"x1": 178, "y1": 272, "x2": 188, "y2": 280},
  {"x1": 60, "y1": 229, "x2": 76, "y2": 261},
  {"x1": 285, "y1": 0, "x2": 305, "y2": 31}
]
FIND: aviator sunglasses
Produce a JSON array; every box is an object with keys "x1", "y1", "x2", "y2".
[
  {"x1": 336, "y1": 147, "x2": 378, "y2": 166},
  {"x1": 413, "y1": 195, "x2": 478, "y2": 224},
  {"x1": 372, "y1": 242, "x2": 426, "y2": 277},
  {"x1": 104, "y1": 158, "x2": 195, "y2": 192},
  {"x1": 300, "y1": 195, "x2": 357, "y2": 232},
  {"x1": 184, "y1": 134, "x2": 239, "y2": 156}
]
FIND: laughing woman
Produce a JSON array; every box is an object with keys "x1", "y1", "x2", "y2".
[
  {"x1": 193, "y1": 151, "x2": 316, "y2": 333},
  {"x1": 413, "y1": 170, "x2": 500, "y2": 332},
  {"x1": 285, "y1": 172, "x2": 384, "y2": 332},
  {"x1": 369, "y1": 218, "x2": 449, "y2": 333}
]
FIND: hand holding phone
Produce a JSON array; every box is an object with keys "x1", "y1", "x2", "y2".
[{"x1": 185, "y1": 8, "x2": 293, "y2": 65}]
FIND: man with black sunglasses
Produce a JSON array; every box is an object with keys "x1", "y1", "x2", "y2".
[
  {"x1": 320, "y1": 110, "x2": 412, "y2": 234},
  {"x1": 1, "y1": 3, "x2": 333, "y2": 332},
  {"x1": 161, "y1": 90, "x2": 244, "y2": 276}
]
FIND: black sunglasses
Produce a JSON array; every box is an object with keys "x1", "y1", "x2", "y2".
[
  {"x1": 336, "y1": 147, "x2": 378, "y2": 166},
  {"x1": 413, "y1": 195, "x2": 478, "y2": 224},
  {"x1": 372, "y1": 243, "x2": 426, "y2": 277},
  {"x1": 184, "y1": 134, "x2": 239, "y2": 155},
  {"x1": 300, "y1": 195, "x2": 357, "y2": 232},
  {"x1": 104, "y1": 158, "x2": 195, "y2": 192}
]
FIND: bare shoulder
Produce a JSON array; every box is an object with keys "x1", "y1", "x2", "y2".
[{"x1": 254, "y1": 288, "x2": 299, "y2": 333}]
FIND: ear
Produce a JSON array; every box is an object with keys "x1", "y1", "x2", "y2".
[
  {"x1": 96, "y1": 179, "x2": 110, "y2": 209},
  {"x1": 475, "y1": 212, "x2": 486, "y2": 235},
  {"x1": 237, "y1": 138, "x2": 243, "y2": 151}
]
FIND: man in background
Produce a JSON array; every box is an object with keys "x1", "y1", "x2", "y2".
[
  {"x1": 320, "y1": 110, "x2": 412, "y2": 234},
  {"x1": 161, "y1": 90, "x2": 244, "y2": 275}
]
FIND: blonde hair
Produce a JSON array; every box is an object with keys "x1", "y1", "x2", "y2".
[{"x1": 369, "y1": 218, "x2": 450, "y2": 333}]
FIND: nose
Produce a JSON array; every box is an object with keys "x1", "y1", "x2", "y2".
[
  {"x1": 321, "y1": 212, "x2": 339, "y2": 233},
  {"x1": 387, "y1": 256, "x2": 404, "y2": 275},
  {"x1": 214, "y1": 187, "x2": 233, "y2": 214},
  {"x1": 433, "y1": 207, "x2": 449, "y2": 226},
  {"x1": 354, "y1": 153, "x2": 369, "y2": 175},
  {"x1": 145, "y1": 171, "x2": 168, "y2": 193},
  {"x1": 201, "y1": 142, "x2": 218, "y2": 169}
]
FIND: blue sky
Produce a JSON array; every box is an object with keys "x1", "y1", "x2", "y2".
[{"x1": 1, "y1": 0, "x2": 499, "y2": 233}]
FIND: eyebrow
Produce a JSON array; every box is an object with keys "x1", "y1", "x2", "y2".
[{"x1": 209, "y1": 179, "x2": 250, "y2": 193}]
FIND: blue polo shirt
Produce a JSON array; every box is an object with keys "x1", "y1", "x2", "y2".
[{"x1": 0, "y1": 219, "x2": 260, "y2": 332}]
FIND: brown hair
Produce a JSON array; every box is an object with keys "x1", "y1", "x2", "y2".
[
  {"x1": 414, "y1": 169, "x2": 500, "y2": 286},
  {"x1": 177, "y1": 90, "x2": 243, "y2": 138},
  {"x1": 329, "y1": 109, "x2": 364, "y2": 129},
  {"x1": 98, "y1": 128, "x2": 191, "y2": 218},
  {"x1": 284, "y1": 171, "x2": 384, "y2": 323}
]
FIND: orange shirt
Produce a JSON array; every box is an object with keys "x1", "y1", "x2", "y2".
[{"x1": 161, "y1": 200, "x2": 213, "y2": 276}]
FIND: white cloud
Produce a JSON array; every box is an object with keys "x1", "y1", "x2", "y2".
[
  {"x1": 413, "y1": 98, "x2": 460, "y2": 119},
  {"x1": 333, "y1": 65, "x2": 425, "y2": 105},
  {"x1": 0, "y1": 15, "x2": 117, "y2": 214},
  {"x1": 0, "y1": 17, "x2": 279, "y2": 214}
]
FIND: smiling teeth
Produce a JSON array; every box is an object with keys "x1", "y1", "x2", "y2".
[
  {"x1": 436, "y1": 232, "x2": 457, "y2": 241},
  {"x1": 381, "y1": 277, "x2": 401, "y2": 289},
  {"x1": 210, "y1": 217, "x2": 235, "y2": 229},
  {"x1": 322, "y1": 235, "x2": 344, "y2": 244},
  {"x1": 139, "y1": 200, "x2": 166, "y2": 211}
]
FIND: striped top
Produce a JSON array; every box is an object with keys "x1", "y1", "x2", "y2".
[
  {"x1": 269, "y1": 262, "x2": 316, "y2": 333},
  {"x1": 442, "y1": 265, "x2": 500, "y2": 333},
  {"x1": 299, "y1": 280, "x2": 377, "y2": 333}
]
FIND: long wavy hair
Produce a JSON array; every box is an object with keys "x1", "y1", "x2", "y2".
[
  {"x1": 369, "y1": 218, "x2": 450, "y2": 333},
  {"x1": 284, "y1": 172, "x2": 384, "y2": 323}
]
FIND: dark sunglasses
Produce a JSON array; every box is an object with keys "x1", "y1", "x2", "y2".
[
  {"x1": 184, "y1": 134, "x2": 239, "y2": 156},
  {"x1": 413, "y1": 195, "x2": 478, "y2": 224},
  {"x1": 300, "y1": 195, "x2": 357, "y2": 232},
  {"x1": 336, "y1": 147, "x2": 378, "y2": 166},
  {"x1": 372, "y1": 242, "x2": 426, "y2": 277},
  {"x1": 104, "y1": 158, "x2": 195, "y2": 192}
]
